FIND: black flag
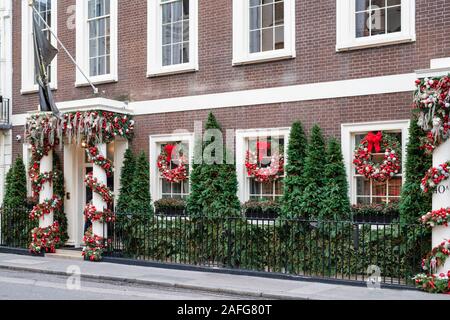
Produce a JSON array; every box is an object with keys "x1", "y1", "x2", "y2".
[{"x1": 32, "y1": 1, "x2": 59, "y2": 115}]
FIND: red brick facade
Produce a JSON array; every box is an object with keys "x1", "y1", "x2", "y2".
[{"x1": 10, "y1": 1, "x2": 450, "y2": 158}]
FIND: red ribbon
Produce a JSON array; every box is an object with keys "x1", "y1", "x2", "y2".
[
  {"x1": 164, "y1": 144, "x2": 176, "y2": 163},
  {"x1": 256, "y1": 141, "x2": 271, "y2": 162},
  {"x1": 365, "y1": 131, "x2": 382, "y2": 153}
]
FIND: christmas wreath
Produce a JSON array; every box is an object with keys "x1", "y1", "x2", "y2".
[
  {"x1": 245, "y1": 142, "x2": 284, "y2": 183},
  {"x1": 86, "y1": 146, "x2": 113, "y2": 177},
  {"x1": 29, "y1": 196, "x2": 62, "y2": 221},
  {"x1": 420, "y1": 208, "x2": 450, "y2": 228},
  {"x1": 157, "y1": 144, "x2": 188, "y2": 183},
  {"x1": 420, "y1": 161, "x2": 450, "y2": 193},
  {"x1": 353, "y1": 131, "x2": 401, "y2": 182},
  {"x1": 414, "y1": 76, "x2": 450, "y2": 152}
]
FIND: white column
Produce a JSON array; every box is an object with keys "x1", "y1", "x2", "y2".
[
  {"x1": 92, "y1": 143, "x2": 107, "y2": 239},
  {"x1": 432, "y1": 139, "x2": 450, "y2": 274},
  {"x1": 39, "y1": 150, "x2": 54, "y2": 228}
]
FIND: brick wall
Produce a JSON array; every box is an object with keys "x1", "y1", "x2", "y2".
[
  {"x1": 11, "y1": 91, "x2": 412, "y2": 161},
  {"x1": 11, "y1": 0, "x2": 449, "y2": 116}
]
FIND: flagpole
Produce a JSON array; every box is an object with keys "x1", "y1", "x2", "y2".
[{"x1": 29, "y1": 1, "x2": 99, "y2": 94}]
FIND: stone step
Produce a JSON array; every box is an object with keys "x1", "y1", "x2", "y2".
[{"x1": 47, "y1": 249, "x2": 83, "y2": 261}]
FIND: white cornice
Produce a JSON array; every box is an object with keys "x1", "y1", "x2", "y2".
[{"x1": 56, "y1": 97, "x2": 132, "y2": 114}]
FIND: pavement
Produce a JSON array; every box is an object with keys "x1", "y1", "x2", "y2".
[{"x1": 0, "y1": 252, "x2": 448, "y2": 300}]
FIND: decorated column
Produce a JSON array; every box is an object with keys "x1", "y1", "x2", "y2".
[
  {"x1": 39, "y1": 150, "x2": 54, "y2": 229},
  {"x1": 413, "y1": 76, "x2": 450, "y2": 293},
  {"x1": 431, "y1": 139, "x2": 450, "y2": 273},
  {"x1": 26, "y1": 112, "x2": 61, "y2": 254},
  {"x1": 92, "y1": 143, "x2": 108, "y2": 238}
]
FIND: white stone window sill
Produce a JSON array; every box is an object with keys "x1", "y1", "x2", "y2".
[
  {"x1": 336, "y1": 34, "x2": 416, "y2": 52},
  {"x1": 75, "y1": 74, "x2": 118, "y2": 87},
  {"x1": 233, "y1": 50, "x2": 295, "y2": 66},
  {"x1": 147, "y1": 64, "x2": 198, "y2": 78},
  {"x1": 21, "y1": 84, "x2": 57, "y2": 95}
]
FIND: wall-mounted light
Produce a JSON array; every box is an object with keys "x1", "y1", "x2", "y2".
[
  {"x1": 16, "y1": 134, "x2": 22, "y2": 142},
  {"x1": 81, "y1": 141, "x2": 87, "y2": 148}
]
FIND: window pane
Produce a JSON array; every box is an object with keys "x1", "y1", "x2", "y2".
[
  {"x1": 355, "y1": 0, "x2": 370, "y2": 12},
  {"x1": 183, "y1": 0, "x2": 190, "y2": 19},
  {"x1": 250, "y1": 0, "x2": 261, "y2": 7},
  {"x1": 388, "y1": 177, "x2": 402, "y2": 197},
  {"x1": 370, "y1": 9, "x2": 386, "y2": 35},
  {"x1": 173, "y1": 1, "x2": 183, "y2": 22},
  {"x1": 262, "y1": 4, "x2": 274, "y2": 28},
  {"x1": 373, "y1": 181, "x2": 387, "y2": 197},
  {"x1": 173, "y1": 43, "x2": 182, "y2": 65},
  {"x1": 162, "y1": 45, "x2": 171, "y2": 66},
  {"x1": 88, "y1": 0, "x2": 96, "y2": 19},
  {"x1": 261, "y1": 28, "x2": 273, "y2": 51},
  {"x1": 250, "y1": 7, "x2": 261, "y2": 30},
  {"x1": 172, "y1": 182, "x2": 182, "y2": 194},
  {"x1": 250, "y1": 30, "x2": 261, "y2": 53},
  {"x1": 250, "y1": 178, "x2": 261, "y2": 195},
  {"x1": 162, "y1": 24, "x2": 171, "y2": 45},
  {"x1": 371, "y1": 0, "x2": 386, "y2": 8},
  {"x1": 355, "y1": 11, "x2": 370, "y2": 38},
  {"x1": 183, "y1": 20, "x2": 189, "y2": 41},
  {"x1": 387, "y1": 6, "x2": 401, "y2": 33},
  {"x1": 183, "y1": 42, "x2": 189, "y2": 63},
  {"x1": 98, "y1": 37, "x2": 106, "y2": 55},
  {"x1": 262, "y1": 182, "x2": 273, "y2": 195},
  {"x1": 89, "y1": 39, "x2": 97, "y2": 58},
  {"x1": 387, "y1": 0, "x2": 401, "y2": 5},
  {"x1": 162, "y1": 4, "x2": 171, "y2": 23},
  {"x1": 173, "y1": 21, "x2": 182, "y2": 43},
  {"x1": 357, "y1": 197, "x2": 371, "y2": 205},
  {"x1": 274, "y1": 2, "x2": 284, "y2": 26},
  {"x1": 274, "y1": 26, "x2": 284, "y2": 50},
  {"x1": 90, "y1": 58, "x2": 97, "y2": 76},
  {"x1": 356, "y1": 177, "x2": 370, "y2": 196},
  {"x1": 162, "y1": 179, "x2": 171, "y2": 194}
]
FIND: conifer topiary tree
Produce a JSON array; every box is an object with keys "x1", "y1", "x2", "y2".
[
  {"x1": 320, "y1": 138, "x2": 351, "y2": 220},
  {"x1": 300, "y1": 125, "x2": 327, "y2": 219},
  {"x1": 187, "y1": 112, "x2": 240, "y2": 218},
  {"x1": 129, "y1": 151, "x2": 153, "y2": 215},
  {"x1": 399, "y1": 117, "x2": 432, "y2": 224},
  {"x1": 281, "y1": 121, "x2": 307, "y2": 219},
  {"x1": 4, "y1": 156, "x2": 27, "y2": 209},
  {"x1": 116, "y1": 148, "x2": 136, "y2": 213}
]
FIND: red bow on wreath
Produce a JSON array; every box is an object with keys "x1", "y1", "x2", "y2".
[
  {"x1": 256, "y1": 141, "x2": 271, "y2": 162},
  {"x1": 164, "y1": 144, "x2": 176, "y2": 163},
  {"x1": 365, "y1": 131, "x2": 382, "y2": 153}
]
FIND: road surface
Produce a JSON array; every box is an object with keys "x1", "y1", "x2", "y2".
[{"x1": 0, "y1": 269, "x2": 255, "y2": 300}]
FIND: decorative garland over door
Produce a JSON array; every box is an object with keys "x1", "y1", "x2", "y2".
[{"x1": 25, "y1": 111, "x2": 134, "y2": 260}]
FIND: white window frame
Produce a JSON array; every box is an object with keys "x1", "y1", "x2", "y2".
[
  {"x1": 232, "y1": 0, "x2": 296, "y2": 66},
  {"x1": 21, "y1": 0, "x2": 58, "y2": 94},
  {"x1": 149, "y1": 132, "x2": 194, "y2": 202},
  {"x1": 236, "y1": 127, "x2": 290, "y2": 203},
  {"x1": 341, "y1": 120, "x2": 410, "y2": 205},
  {"x1": 75, "y1": 0, "x2": 118, "y2": 86},
  {"x1": 147, "y1": 0, "x2": 199, "y2": 77},
  {"x1": 336, "y1": 0, "x2": 415, "y2": 52}
]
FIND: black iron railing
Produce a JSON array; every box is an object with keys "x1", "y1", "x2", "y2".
[
  {"x1": 106, "y1": 214, "x2": 430, "y2": 287},
  {"x1": 0, "y1": 207, "x2": 37, "y2": 249},
  {"x1": 0, "y1": 97, "x2": 10, "y2": 128}
]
